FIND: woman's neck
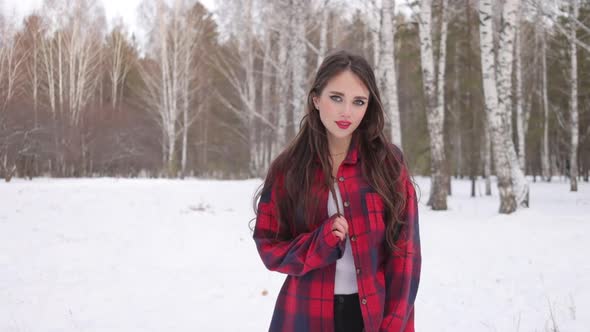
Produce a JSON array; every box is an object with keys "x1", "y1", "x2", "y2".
[{"x1": 327, "y1": 135, "x2": 352, "y2": 157}]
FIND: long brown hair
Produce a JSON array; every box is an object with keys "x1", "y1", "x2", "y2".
[{"x1": 251, "y1": 49, "x2": 412, "y2": 251}]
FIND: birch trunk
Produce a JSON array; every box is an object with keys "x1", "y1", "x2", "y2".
[
  {"x1": 291, "y1": 0, "x2": 308, "y2": 135},
  {"x1": 108, "y1": 26, "x2": 131, "y2": 111},
  {"x1": 496, "y1": 0, "x2": 529, "y2": 207},
  {"x1": 419, "y1": 0, "x2": 448, "y2": 210},
  {"x1": 274, "y1": 17, "x2": 289, "y2": 158},
  {"x1": 378, "y1": 0, "x2": 402, "y2": 147},
  {"x1": 540, "y1": 24, "x2": 551, "y2": 182},
  {"x1": 316, "y1": 7, "x2": 329, "y2": 71},
  {"x1": 479, "y1": 0, "x2": 517, "y2": 213},
  {"x1": 570, "y1": 0, "x2": 579, "y2": 191},
  {"x1": 515, "y1": 11, "x2": 525, "y2": 171},
  {"x1": 484, "y1": 117, "x2": 492, "y2": 195},
  {"x1": 261, "y1": 28, "x2": 273, "y2": 171},
  {"x1": 369, "y1": 0, "x2": 380, "y2": 67},
  {"x1": 242, "y1": 0, "x2": 260, "y2": 176}
]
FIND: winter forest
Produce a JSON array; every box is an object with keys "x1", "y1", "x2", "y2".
[
  {"x1": 1, "y1": 0, "x2": 589, "y2": 331},
  {"x1": 0, "y1": 0, "x2": 588, "y2": 212}
]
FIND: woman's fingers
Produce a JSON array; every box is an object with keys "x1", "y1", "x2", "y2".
[
  {"x1": 335, "y1": 216, "x2": 349, "y2": 234},
  {"x1": 333, "y1": 229, "x2": 345, "y2": 241},
  {"x1": 331, "y1": 216, "x2": 349, "y2": 241}
]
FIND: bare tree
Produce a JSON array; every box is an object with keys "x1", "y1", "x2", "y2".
[
  {"x1": 538, "y1": 4, "x2": 552, "y2": 181},
  {"x1": 180, "y1": 3, "x2": 212, "y2": 178},
  {"x1": 21, "y1": 14, "x2": 44, "y2": 126},
  {"x1": 0, "y1": 15, "x2": 27, "y2": 180},
  {"x1": 211, "y1": 0, "x2": 264, "y2": 176},
  {"x1": 0, "y1": 18, "x2": 25, "y2": 113},
  {"x1": 105, "y1": 20, "x2": 133, "y2": 111},
  {"x1": 378, "y1": 0, "x2": 402, "y2": 147},
  {"x1": 290, "y1": 0, "x2": 309, "y2": 135},
  {"x1": 138, "y1": 0, "x2": 207, "y2": 177},
  {"x1": 316, "y1": 1, "x2": 329, "y2": 71},
  {"x1": 418, "y1": 0, "x2": 449, "y2": 210},
  {"x1": 479, "y1": 0, "x2": 529, "y2": 213},
  {"x1": 569, "y1": 0, "x2": 579, "y2": 191}
]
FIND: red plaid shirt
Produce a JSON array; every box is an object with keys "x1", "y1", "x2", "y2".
[{"x1": 253, "y1": 139, "x2": 421, "y2": 332}]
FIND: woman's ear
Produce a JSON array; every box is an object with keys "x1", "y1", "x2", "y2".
[{"x1": 312, "y1": 95, "x2": 319, "y2": 110}]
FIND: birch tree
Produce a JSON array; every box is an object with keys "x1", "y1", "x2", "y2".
[
  {"x1": 539, "y1": 5, "x2": 551, "y2": 181},
  {"x1": 515, "y1": 6, "x2": 526, "y2": 170},
  {"x1": 0, "y1": 20, "x2": 25, "y2": 113},
  {"x1": 275, "y1": 6, "x2": 290, "y2": 158},
  {"x1": 21, "y1": 14, "x2": 43, "y2": 126},
  {"x1": 213, "y1": 0, "x2": 264, "y2": 176},
  {"x1": 0, "y1": 16, "x2": 26, "y2": 180},
  {"x1": 569, "y1": 0, "x2": 579, "y2": 191},
  {"x1": 316, "y1": 3, "x2": 329, "y2": 71},
  {"x1": 479, "y1": 0, "x2": 529, "y2": 213},
  {"x1": 180, "y1": 3, "x2": 213, "y2": 178},
  {"x1": 138, "y1": 0, "x2": 206, "y2": 177},
  {"x1": 105, "y1": 21, "x2": 133, "y2": 111},
  {"x1": 290, "y1": 0, "x2": 309, "y2": 135},
  {"x1": 418, "y1": 0, "x2": 448, "y2": 210},
  {"x1": 377, "y1": 0, "x2": 402, "y2": 147}
]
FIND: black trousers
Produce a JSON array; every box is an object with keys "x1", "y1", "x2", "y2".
[{"x1": 334, "y1": 293, "x2": 365, "y2": 332}]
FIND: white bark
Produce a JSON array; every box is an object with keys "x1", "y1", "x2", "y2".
[
  {"x1": 273, "y1": 1, "x2": 290, "y2": 158},
  {"x1": 484, "y1": 118, "x2": 492, "y2": 196},
  {"x1": 495, "y1": 0, "x2": 528, "y2": 207},
  {"x1": 366, "y1": 0, "x2": 380, "y2": 67},
  {"x1": 213, "y1": 0, "x2": 284, "y2": 176},
  {"x1": 291, "y1": 0, "x2": 308, "y2": 135},
  {"x1": 316, "y1": 6, "x2": 329, "y2": 71},
  {"x1": 261, "y1": 25, "x2": 273, "y2": 171},
  {"x1": 570, "y1": 0, "x2": 579, "y2": 191},
  {"x1": 479, "y1": 0, "x2": 528, "y2": 213},
  {"x1": 0, "y1": 25, "x2": 25, "y2": 113},
  {"x1": 515, "y1": 7, "x2": 525, "y2": 171},
  {"x1": 378, "y1": 0, "x2": 402, "y2": 147},
  {"x1": 39, "y1": 0, "x2": 104, "y2": 126},
  {"x1": 418, "y1": 0, "x2": 448, "y2": 210},
  {"x1": 107, "y1": 23, "x2": 132, "y2": 110},
  {"x1": 540, "y1": 18, "x2": 551, "y2": 181},
  {"x1": 138, "y1": 0, "x2": 192, "y2": 176}
]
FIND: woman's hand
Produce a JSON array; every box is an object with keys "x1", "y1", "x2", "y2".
[{"x1": 331, "y1": 215, "x2": 349, "y2": 241}]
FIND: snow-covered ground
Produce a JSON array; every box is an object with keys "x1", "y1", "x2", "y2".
[{"x1": 0, "y1": 177, "x2": 588, "y2": 331}]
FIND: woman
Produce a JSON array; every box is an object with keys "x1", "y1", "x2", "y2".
[{"x1": 252, "y1": 50, "x2": 421, "y2": 332}]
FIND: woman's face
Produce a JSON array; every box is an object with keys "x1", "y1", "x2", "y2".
[{"x1": 312, "y1": 70, "x2": 369, "y2": 144}]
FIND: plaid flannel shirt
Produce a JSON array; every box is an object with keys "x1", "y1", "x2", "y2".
[{"x1": 253, "y1": 138, "x2": 421, "y2": 332}]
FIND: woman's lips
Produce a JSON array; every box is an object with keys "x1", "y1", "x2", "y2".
[{"x1": 335, "y1": 121, "x2": 351, "y2": 129}]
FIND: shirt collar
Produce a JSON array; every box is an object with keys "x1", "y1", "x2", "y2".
[{"x1": 342, "y1": 134, "x2": 360, "y2": 164}]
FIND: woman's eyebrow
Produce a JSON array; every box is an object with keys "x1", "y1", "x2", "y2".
[{"x1": 328, "y1": 91, "x2": 368, "y2": 100}]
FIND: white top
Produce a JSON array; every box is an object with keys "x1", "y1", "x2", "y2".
[{"x1": 327, "y1": 181, "x2": 358, "y2": 295}]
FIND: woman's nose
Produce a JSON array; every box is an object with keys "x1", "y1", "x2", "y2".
[{"x1": 340, "y1": 103, "x2": 352, "y2": 117}]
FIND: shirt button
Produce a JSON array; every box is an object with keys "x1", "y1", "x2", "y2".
[
  {"x1": 361, "y1": 298, "x2": 367, "y2": 305},
  {"x1": 356, "y1": 268, "x2": 361, "y2": 275},
  {"x1": 343, "y1": 201, "x2": 350, "y2": 207},
  {"x1": 351, "y1": 235, "x2": 357, "y2": 242},
  {"x1": 338, "y1": 176, "x2": 345, "y2": 182}
]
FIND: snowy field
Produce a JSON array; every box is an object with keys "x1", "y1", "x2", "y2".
[{"x1": 0, "y1": 176, "x2": 588, "y2": 332}]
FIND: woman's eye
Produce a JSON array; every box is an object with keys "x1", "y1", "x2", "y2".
[
  {"x1": 354, "y1": 100, "x2": 365, "y2": 106},
  {"x1": 330, "y1": 95, "x2": 342, "y2": 102}
]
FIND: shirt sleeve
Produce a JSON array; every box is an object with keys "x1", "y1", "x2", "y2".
[
  {"x1": 380, "y1": 153, "x2": 422, "y2": 332},
  {"x1": 252, "y1": 179, "x2": 345, "y2": 277}
]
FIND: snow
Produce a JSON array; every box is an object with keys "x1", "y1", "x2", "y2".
[{"x1": 0, "y1": 176, "x2": 588, "y2": 331}]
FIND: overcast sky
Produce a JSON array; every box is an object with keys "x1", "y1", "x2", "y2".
[{"x1": 2, "y1": 0, "x2": 218, "y2": 36}]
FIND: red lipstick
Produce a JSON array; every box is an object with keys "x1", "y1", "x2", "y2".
[{"x1": 335, "y1": 121, "x2": 351, "y2": 129}]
